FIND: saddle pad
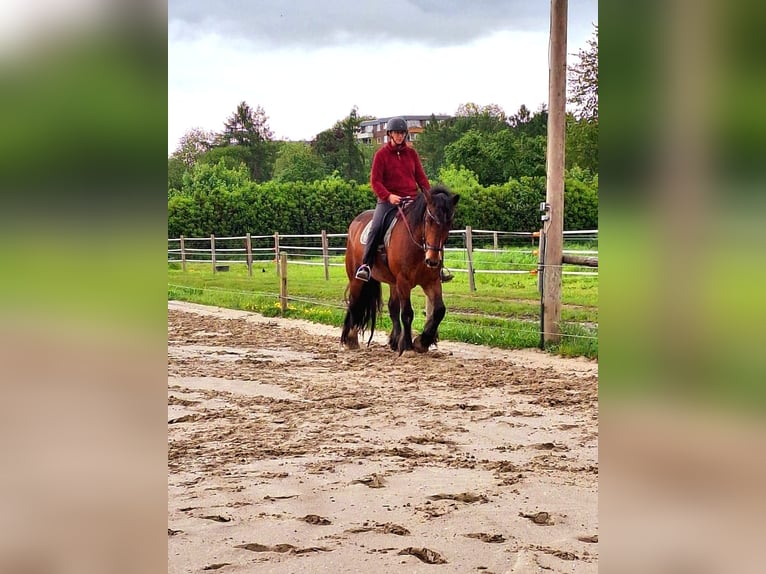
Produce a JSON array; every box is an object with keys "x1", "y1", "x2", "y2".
[{"x1": 359, "y1": 214, "x2": 399, "y2": 247}]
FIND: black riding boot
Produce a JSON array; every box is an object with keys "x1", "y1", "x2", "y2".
[{"x1": 356, "y1": 200, "x2": 396, "y2": 281}]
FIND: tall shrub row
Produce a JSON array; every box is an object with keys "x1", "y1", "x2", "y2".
[
  {"x1": 438, "y1": 165, "x2": 598, "y2": 232},
  {"x1": 168, "y1": 160, "x2": 598, "y2": 238}
]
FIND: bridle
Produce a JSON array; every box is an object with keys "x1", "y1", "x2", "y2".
[
  {"x1": 423, "y1": 206, "x2": 447, "y2": 254},
  {"x1": 397, "y1": 202, "x2": 449, "y2": 254}
]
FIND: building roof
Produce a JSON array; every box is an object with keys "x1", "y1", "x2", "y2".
[{"x1": 359, "y1": 114, "x2": 452, "y2": 127}]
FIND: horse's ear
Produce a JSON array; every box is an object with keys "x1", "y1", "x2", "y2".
[{"x1": 452, "y1": 194, "x2": 460, "y2": 206}]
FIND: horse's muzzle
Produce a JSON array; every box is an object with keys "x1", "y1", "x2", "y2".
[{"x1": 425, "y1": 257, "x2": 440, "y2": 268}]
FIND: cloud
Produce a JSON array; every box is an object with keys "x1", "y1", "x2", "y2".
[
  {"x1": 167, "y1": 0, "x2": 598, "y2": 150},
  {"x1": 168, "y1": 0, "x2": 594, "y2": 48}
]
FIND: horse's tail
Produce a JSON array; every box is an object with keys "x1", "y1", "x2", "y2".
[{"x1": 341, "y1": 279, "x2": 383, "y2": 346}]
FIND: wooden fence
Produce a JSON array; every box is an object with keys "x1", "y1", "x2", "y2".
[{"x1": 168, "y1": 228, "x2": 598, "y2": 292}]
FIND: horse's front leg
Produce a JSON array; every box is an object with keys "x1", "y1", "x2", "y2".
[
  {"x1": 414, "y1": 285, "x2": 445, "y2": 353},
  {"x1": 387, "y1": 288, "x2": 401, "y2": 352},
  {"x1": 396, "y1": 283, "x2": 415, "y2": 355}
]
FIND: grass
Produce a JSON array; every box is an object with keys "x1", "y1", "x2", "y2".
[{"x1": 168, "y1": 248, "x2": 598, "y2": 359}]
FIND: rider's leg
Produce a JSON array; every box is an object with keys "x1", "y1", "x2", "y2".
[{"x1": 357, "y1": 201, "x2": 395, "y2": 280}]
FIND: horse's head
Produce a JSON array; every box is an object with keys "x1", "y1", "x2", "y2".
[{"x1": 422, "y1": 186, "x2": 459, "y2": 269}]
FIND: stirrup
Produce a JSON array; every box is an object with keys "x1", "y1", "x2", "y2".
[
  {"x1": 355, "y1": 264, "x2": 371, "y2": 282},
  {"x1": 440, "y1": 267, "x2": 453, "y2": 283}
]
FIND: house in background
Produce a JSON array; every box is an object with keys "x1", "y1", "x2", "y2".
[{"x1": 357, "y1": 115, "x2": 452, "y2": 145}]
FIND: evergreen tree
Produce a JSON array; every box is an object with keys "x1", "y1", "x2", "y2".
[
  {"x1": 311, "y1": 107, "x2": 366, "y2": 182},
  {"x1": 218, "y1": 101, "x2": 276, "y2": 182}
]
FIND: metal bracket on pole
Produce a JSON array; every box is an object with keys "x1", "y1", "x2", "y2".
[
  {"x1": 537, "y1": 200, "x2": 551, "y2": 350},
  {"x1": 539, "y1": 202, "x2": 551, "y2": 222}
]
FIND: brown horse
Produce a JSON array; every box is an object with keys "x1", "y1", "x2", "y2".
[{"x1": 341, "y1": 185, "x2": 459, "y2": 355}]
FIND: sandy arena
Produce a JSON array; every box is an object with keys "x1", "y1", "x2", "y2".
[{"x1": 168, "y1": 301, "x2": 598, "y2": 573}]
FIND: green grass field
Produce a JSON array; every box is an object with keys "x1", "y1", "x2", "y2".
[{"x1": 168, "y1": 247, "x2": 598, "y2": 358}]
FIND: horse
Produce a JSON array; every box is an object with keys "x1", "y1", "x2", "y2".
[{"x1": 340, "y1": 185, "x2": 459, "y2": 355}]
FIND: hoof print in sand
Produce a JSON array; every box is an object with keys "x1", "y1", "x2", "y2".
[
  {"x1": 427, "y1": 492, "x2": 488, "y2": 503},
  {"x1": 351, "y1": 473, "x2": 386, "y2": 488},
  {"x1": 519, "y1": 511, "x2": 553, "y2": 525},
  {"x1": 300, "y1": 514, "x2": 332, "y2": 525},
  {"x1": 464, "y1": 532, "x2": 506, "y2": 543},
  {"x1": 235, "y1": 543, "x2": 331, "y2": 554},
  {"x1": 398, "y1": 546, "x2": 448, "y2": 564}
]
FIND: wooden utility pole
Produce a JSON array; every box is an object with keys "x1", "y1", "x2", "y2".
[{"x1": 542, "y1": 0, "x2": 568, "y2": 343}]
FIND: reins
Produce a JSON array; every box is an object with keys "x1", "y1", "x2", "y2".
[
  {"x1": 396, "y1": 200, "x2": 446, "y2": 253},
  {"x1": 396, "y1": 203, "x2": 422, "y2": 250}
]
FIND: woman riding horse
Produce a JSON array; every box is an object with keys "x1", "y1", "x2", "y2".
[
  {"x1": 355, "y1": 116, "x2": 452, "y2": 283},
  {"x1": 342, "y1": 184, "x2": 459, "y2": 355}
]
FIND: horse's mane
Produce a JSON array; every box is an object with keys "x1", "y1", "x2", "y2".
[{"x1": 406, "y1": 185, "x2": 454, "y2": 227}]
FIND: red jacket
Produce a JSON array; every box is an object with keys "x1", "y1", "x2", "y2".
[{"x1": 370, "y1": 141, "x2": 430, "y2": 201}]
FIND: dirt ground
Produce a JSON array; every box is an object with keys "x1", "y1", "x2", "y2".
[{"x1": 168, "y1": 301, "x2": 598, "y2": 573}]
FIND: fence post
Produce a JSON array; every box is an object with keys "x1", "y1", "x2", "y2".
[
  {"x1": 321, "y1": 230, "x2": 330, "y2": 281},
  {"x1": 274, "y1": 232, "x2": 280, "y2": 275},
  {"x1": 211, "y1": 234, "x2": 216, "y2": 274},
  {"x1": 465, "y1": 226, "x2": 476, "y2": 292},
  {"x1": 279, "y1": 252, "x2": 288, "y2": 317},
  {"x1": 180, "y1": 235, "x2": 186, "y2": 272},
  {"x1": 245, "y1": 233, "x2": 253, "y2": 277},
  {"x1": 493, "y1": 231, "x2": 498, "y2": 257},
  {"x1": 537, "y1": 228, "x2": 546, "y2": 349}
]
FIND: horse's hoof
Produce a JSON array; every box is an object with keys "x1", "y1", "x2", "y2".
[
  {"x1": 413, "y1": 336, "x2": 429, "y2": 353},
  {"x1": 342, "y1": 339, "x2": 359, "y2": 350}
]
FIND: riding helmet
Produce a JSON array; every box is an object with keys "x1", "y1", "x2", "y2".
[{"x1": 386, "y1": 116, "x2": 408, "y2": 133}]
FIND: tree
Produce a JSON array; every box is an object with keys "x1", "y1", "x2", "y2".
[
  {"x1": 444, "y1": 130, "x2": 505, "y2": 186},
  {"x1": 218, "y1": 101, "x2": 276, "y2": 182},
  {"x1": 415, "y1": 114, "x2": 456, "y2": 179},
  {"x1": 168, "y1": 156, "x2": 186, "y2": 196},
  {"x1": 220, "y1": 101, "x2": 273, "y2": 146},
  {"x1": 340, "y1": 106, "x2": 365, "y2": 181},
  {"x1": 566, "y1": 113, "x2": 598, "y2": 172},
  {"x1": 312, "y1": 107, "x2": 366, "y2": 182},
  {"x1": 565, "y1": 26, "x2": 598, "y2": 173},
  {"x1": 508, "y1": 104, "x2": 532, "y2": 129},
  {"x1": 167, "y1": 160, "x2": 256, "y2": 238},
  {"x1": 171, "y1": 127, "x2": 217, "y2": 166},
  {"x1": 454, "y1": 102, "x2": 508, "y2": 133},
  {"x1": 197, "y1": 145, "x2": 253, "y2": 173},
  {"x1": 272, "y1": 142, "x2": 326, "y2": 182},
  {"x1": 506, "y1": 133, "x2": 548, "y2": 180},
  {"x1": 179, "y1": 159, "x2": 251, "y2": 199},
  {"x1": 509, "y1": 104, "x2": 548, "y2": 137},
  {"x1": 568, "y1": 25, "x2": 598, "y2": 122},
  {"x1": 416, "y1": 105, "x2": 507, "y2": 178}
]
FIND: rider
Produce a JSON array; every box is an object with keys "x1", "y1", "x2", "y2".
[{"x1": 355, "y1": 116, "x2": 453, "y2": 283}]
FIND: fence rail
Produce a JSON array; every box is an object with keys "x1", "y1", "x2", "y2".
[{"x1": 168, "y1": 228, "x2": 598, "y2": 288}]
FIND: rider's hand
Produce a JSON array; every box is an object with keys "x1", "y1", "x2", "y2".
[{"x1": 388, "y1": 194, "x2": 401, "y2": 205}]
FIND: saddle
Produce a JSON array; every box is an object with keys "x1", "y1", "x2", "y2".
[{"x1": 359, "y1": 199, "x2": 413, "y2": 252}]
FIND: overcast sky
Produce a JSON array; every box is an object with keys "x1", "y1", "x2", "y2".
[{"x1": 168, "y1": 0, "x2": 597, "y2": 153}]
